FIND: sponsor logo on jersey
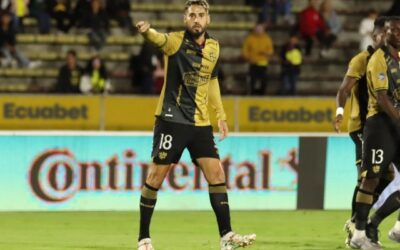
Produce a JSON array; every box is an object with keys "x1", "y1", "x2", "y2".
[{"x1": 183, "y1": 72, "x2": 210, "y2": 87}]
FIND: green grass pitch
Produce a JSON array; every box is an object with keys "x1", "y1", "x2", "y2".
[{"x1": 0, "y1": 211, "x2": 399, "y2": 250}]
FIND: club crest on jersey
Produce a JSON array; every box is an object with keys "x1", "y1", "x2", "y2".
[
  {"x1": 377, "y1": 73, "x2": 385, "y2": 80},
  {"x1": 209, "y1": 52, "x2": 217, "y2": 62},
  {"x1": 159, "y1": 151, "x2": 168, "y2": 160},
  {"x1": 372, "y1": 165, "x2": 381, "y2": 174}
]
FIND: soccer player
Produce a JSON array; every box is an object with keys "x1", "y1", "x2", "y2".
[
  {"x1": 135, "y1": 1, "x2": 256, "y2": 249},
  {"x1": 334, "y1": 17, "x2": 389, "y2": 246},
  {"x1": 335, "y1": 16, "x2": 385, "y2": 211},
  {"x1": 349, "y1": 16, "x2": 400, "y2": 250}
]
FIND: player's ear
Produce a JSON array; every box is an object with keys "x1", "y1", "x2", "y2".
[
  {"x1": 183, "y1": 14, "x2": 187, "y2": 24},
  {"x1": 207, "y1": 14, "x2": 210, "y2": 25}
]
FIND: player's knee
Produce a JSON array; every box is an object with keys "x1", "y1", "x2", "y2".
[
  {"x1": 207, "y1": 167, "x2": 226, "y2": 185},
  {"x1": 146, "y1": 168, "x2": 167, "y2": 188},
  {"x1": 360, "y1": 177, "x2": 380, "y2": 192}
]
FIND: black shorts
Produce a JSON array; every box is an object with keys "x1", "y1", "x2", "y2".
[
  {"x1": 151, "y1": 118, "x2": 220, "y2": 164},
  {"x1": 361, "y1": 113, "x2": 400, "y2": 178},
  {"x1": 349, "y1": 129, "x2": 363, "y2": 167}
]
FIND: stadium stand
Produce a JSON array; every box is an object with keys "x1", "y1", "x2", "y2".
[{"x1": 0, "y1": 0, "x2": 394, "y2": 95}]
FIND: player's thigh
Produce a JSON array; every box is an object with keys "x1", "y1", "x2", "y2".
[
  {"x1": 188, "y1": 125, "x2": 219, "y2": 160},
  {"x1": 196, "y1": 157, "x2": 225, "y2": 184},
  {"x1": 188, "y1": 126, "x2": 223, "y2": 184},
  {"x1": 151, "y1": 118, "x2": 189, "y2": 164},
  {"x1": 362, "y1": 115, "x2": 397, "y2": 179}
]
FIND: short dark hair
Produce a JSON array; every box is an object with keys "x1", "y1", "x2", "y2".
[
  {"x1": 66, "y1": 49, "x2": 77, "y2": 58},
  {"x1": 184, "y1": 0, "x2": 209, "y2": 13},
  {"x1": 368, "y1": 9, "x2": 378, "y2": 16},
  {"x1": 374, "y1": 16, "x2": 387, "y2": 29}
]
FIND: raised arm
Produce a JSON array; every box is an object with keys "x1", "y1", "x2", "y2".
[
  {"x1": 136, "y1": 21, "x2": 167, "y2": 47},
  {"x1": 136, "y1": 21, "x2": 181, "y2": 56}
]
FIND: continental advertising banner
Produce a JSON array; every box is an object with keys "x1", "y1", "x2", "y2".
[
  {"x1": 0, "y1": 133, "x2": 298, "y2": 211},
  {"x1": 0, "y1": 95, "x2": 100, "y2": 130},
  {"x1": 238, "y1": 98, "x2": 350, "y2": 132}
]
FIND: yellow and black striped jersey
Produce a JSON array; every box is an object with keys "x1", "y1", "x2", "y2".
[
  {"x1": 366, "y1": 46, "x2": 400, "y2": 118},
  {"x1": 345, "y1": 47, "x2": 374, "y2": 132},
  {"x1": 143, "y1": 29, "x2": 226, "y2": 126}
]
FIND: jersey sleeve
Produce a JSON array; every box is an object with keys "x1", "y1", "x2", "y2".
[
  {"x1": 143, "y1": 29, "x2": 182, "y2": 56},
  {"x1": 211, "y1": 60, "x2": 219, "y2": 79},
  {"x1": 346, "y1": 52, "x2": 367, "y2": 79},
  {"x1": 208, "y1": 78, "x2": 226, "y2": 121},
  {"x1": 211, "y1": 42, "x2": 220, "y2": 79},
  {"x1": 367, "y1": 53, "x2": 388, "y2": 91}
]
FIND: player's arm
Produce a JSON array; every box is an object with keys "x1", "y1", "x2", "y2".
[
  {"x1": 369, "y1": 56, "x2": 400, "y2": 122},
  {"x1": 334, "y1": 53, "x2": 367, "y2": 132},
  {"x1": 334, "y1": 76, "x2": 358, "y2": 132},
  {"x1": 136, "y1": 21, "x2": 180, "y2": 56},
  {"x1": 376, "y1": 90, "x2": 400, "y2": 121},
  {"x1": 209, "y1": 77, "x2": 228, "y2": 141}
]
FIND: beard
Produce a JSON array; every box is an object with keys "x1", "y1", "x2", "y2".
[{"x1": 188, "y1": 25, "x2": 205, "y2": 38}]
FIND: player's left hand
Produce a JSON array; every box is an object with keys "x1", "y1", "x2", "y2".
[
  {"x1": 333, "y1": 114, "x2": 343, "y2": 133},
  {"x1": 218, "y1": 120, "x2": 228, "y2": 141}
]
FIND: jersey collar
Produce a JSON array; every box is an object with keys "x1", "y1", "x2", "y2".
[
  {"x1": 382, "y1": 45, "x2": 400, "y2": 61},
  {"x1": 184, "y1": 30, "x2": 209, "y2": 48}
]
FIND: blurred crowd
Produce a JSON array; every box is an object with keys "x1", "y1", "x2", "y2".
[
  {"x1": 0, "y1": 0, "x2": 134, "y2": 42},
  {"x1": 242, "y1": 0, "x2": 398, "y2": 96},
  {"x1": 0, "y1": 0, "x2": 135, "y2": 94},
  {"x1": 0, "y1": 0, "x2": 396, "y2": 95},
  {"x1": 243, "y1": 0, "x2": 339, "y2": 96}
]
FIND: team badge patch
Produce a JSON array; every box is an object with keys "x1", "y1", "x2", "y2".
[
  {"x1": 377, "y1": 73, "x2": 385, "y2": 80},
  {"x1": 159, "y1": 151, "x2": 168, "y2": 160},
  {"x1": 372, "y1": 165, "x2": 381, "y2": 174}
]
